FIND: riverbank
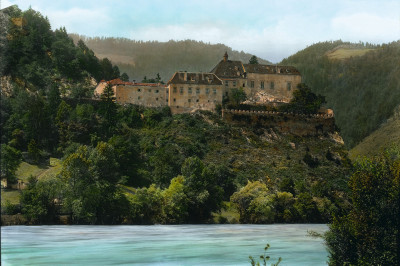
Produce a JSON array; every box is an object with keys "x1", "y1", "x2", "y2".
[{"x1": 1, "y1": 214, "x2": 70, "y2": 226}]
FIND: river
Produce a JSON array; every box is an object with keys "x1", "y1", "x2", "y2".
[{"x1": 1, "y1": 224, "x2": 328, "y2": 265}]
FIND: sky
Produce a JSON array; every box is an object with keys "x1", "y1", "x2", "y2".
[{"x1": 2, "y1": 0, "x2": 400, "y2": 63}]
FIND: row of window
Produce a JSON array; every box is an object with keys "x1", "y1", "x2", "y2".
[
  {"x1": 173, "y1": 99, "x2": 217, "y2": 103},
  {"x1": 131, "y1": 97, "x2": 217, "y2": 104},
  {"x1": 250, "y1": 81, "x2": 291, "y2": 91},
  {"x1": 135, "y1": 88, "x2": 168, "y2": 93},
  {"x1": 173, "y1": 87, "x2": 217, "y2": 95},
  {"x1": 225, "y1": 81, "x2": 237, "y2": 87}
]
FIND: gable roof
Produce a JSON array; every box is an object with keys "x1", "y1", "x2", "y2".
[
  {"x1": 99, "y1": 79, "x2": 166, "y2": 87},
  {"x1": 167, "y1": 72, "x2": 222, "y2": 85},
  {"x1": 210, "y1": 60, "x2": 245, "y2": 79},
  {"x1": 243, "y1": 64, "x2": 300, "y2": 75}
]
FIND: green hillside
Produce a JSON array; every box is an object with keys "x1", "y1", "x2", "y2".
[
  {"x1": 281, "y1": 41, "x2": 400, "y2": 148},
  {"x1": 349, "y1": 106, "x2": 400, "y2": 159},
  {"x1": 69, "y1": 34, "x2": 271, "y2": 82}
]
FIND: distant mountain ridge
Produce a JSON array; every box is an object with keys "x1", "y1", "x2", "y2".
[
  {"x1": 281, "y1": 40, "x2": 400, "y2": 149},
  {"x1": 69, "y1": 34, "x2": 271, "y2": 82}
]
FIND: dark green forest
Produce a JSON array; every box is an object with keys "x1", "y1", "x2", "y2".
[
  {"x1": 1, "y1": 6, "x2": 351, "y2": 225},
  {"x1": 1, "y1": 5, "x2": 399, "y2": 264},
  {"x1": 69, "y1": 34, "x2": 270, "y2": 83},
  {"x1": 281, "y1": 40, "x2": 400, "y2": 148}
]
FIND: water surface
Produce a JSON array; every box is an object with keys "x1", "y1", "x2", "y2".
[{"x1": 1, "y1": 224, "x2": 328, "y2": 265}]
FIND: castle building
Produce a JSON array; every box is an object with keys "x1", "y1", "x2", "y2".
[
  {"x1": 210, "y1": 52, "x2": 302, "y2": 103},
  {"x1": 94, "y1": 53, "x2": 302, "y2": 113},
  {"x1": 167, "y1": 72, "x2": 223, "y2": 113},
  {"x1": 94, "y1": 79, "x2": 168, "y2": 108}
]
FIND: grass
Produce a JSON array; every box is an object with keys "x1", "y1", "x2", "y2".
[
  {"x1": 326, "y1": 48, "x2": 375, "y2": 60},
  {"x1": 15, "y1": 158, "x2": 62, "y2": 182},
  {"x1": 212, "y1": 202, "x2": 240, "y2": 224},
  {"x1": 1, "y1": 190, "x2": 21, "y2": 205},
  {"x1": 349, "y1": 114, "x2": 400, "y2": 159}
]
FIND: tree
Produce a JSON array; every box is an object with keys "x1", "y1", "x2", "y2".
[
  {"x1": 60, "y1": 142, "x2": 126, "y2": 224},
  {"x1": 281, "y1": 83, "x2": 326, "y2": 114},
  {"x1": 0, "y1": 144, "x2": 22, "y2": 183},
  {"x1": 181, "y1": 156, "x2": 224, "y2": 222},
  {"x1": 325, "y1": 148, "x2": 400, "y2": 265},
  {"x1": 230, "y1": 181, "x2": 270, "y2": 223},
  {"x1": 249, "y1": 55, "x2": 259, "y2": 64},
  {"x1": 156, "y1": 73, "x2": 161, "y2": 83},
  {"x1": 99, "y1": 83, "x2": 117, "y2": 137},
  {"x1": 230, "y1": 87, "x2": 247, "y2": 105},
  {"x1": 27, "y1": 139, "x2": 40, "y2": 164},
  {"x1": 120, "y1": 72, "x2": 129, "y2": 82},
  {"x1": 128, "y1": 185, "x2": 164, "y2": 224},
  {"x1": 21, "y1": 176, "x2": 64, "y2": 224}
]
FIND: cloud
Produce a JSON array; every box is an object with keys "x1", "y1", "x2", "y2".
[
  {"x1": 331, "y1": 13, "x2": 400, "y2": 42},
  {"x1": 45, "y1": 7, "x2": 111, "y2": 35},
  {"x1": 1, "y1": 0, "x2": 13, "y2": 9},
  {"x1": 129, "y1": 14, "x2": 327, "y2": 63}
]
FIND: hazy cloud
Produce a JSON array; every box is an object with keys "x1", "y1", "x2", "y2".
[
  {"x1": 331, "y1": 13, "x2": 400, "y2": 42},
  {"x1": 3, "y1": 0, "x2": 399, "y2": 62}
]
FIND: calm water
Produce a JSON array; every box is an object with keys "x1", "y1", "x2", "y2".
[{"x1": 1, "y1": 224, "x2": 328, "y2": 265}]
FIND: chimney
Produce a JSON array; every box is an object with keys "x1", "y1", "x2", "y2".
[
  {"x1": 184, "y1": 72, "x2": 187, "y2": 81},
  {"x1": 223, "y1": 51, "x2": 228, "y2": 62}
]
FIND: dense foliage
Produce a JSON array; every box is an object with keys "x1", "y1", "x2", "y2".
[
  {"x1": 325, "y1": 148, "x2": 399, "y2": 265},
  {"x1": 280, "y1": 83, "x2": 326, "y2": 114},
  {"x1": 281, "y1": 41, "x2": 400, "y2": 148},
  {"x1": 1, "y1": 6, "x2": 351, "y2": 225},
  {"x1": 1, "y1": 5, "x2": 127, "y2": 88}
]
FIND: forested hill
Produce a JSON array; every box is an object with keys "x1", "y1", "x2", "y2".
[
  {"x1": 280, "y1": 40, "x2": 400, "y2": 148},
  {"x1": 69, "y1": 34, "x2": 271, "y2": 82}
]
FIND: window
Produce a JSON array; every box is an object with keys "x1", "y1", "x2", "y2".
[
  {"x1": 148, "y1": 89, "x2": 151, "y2": 92},
  {"x1": 166, "y1": 99, "x2": 168, "y2": 102},
  {"x1": 206, "y1": 88, "x2": 210, "y2": 94},
  {"x1": 138, "y1": 96, "x2": 141, "y2": 100},
  {"x1": 166, "y1": 89, "x2": 169, "y2": 94},
  {"x1": 225, "y1": 80, "x2": 229, "y2": 87},
  {"x1": 188, "y1": 87, "x2": 192, "y2": 94},
  {"x1": 180, "y1": 88, "x2": 184, "y2": 94},
  {"x1": 137, "y1": 88, "x2": 141, "y2": 92},
  {"x1": 270, "y1": 82, "x2": 275, "y2": 90},
  {"x1": 188, "y1": 99, "x2": 191, "y2": 103},
  {"x1": 213, "y1": 88, "x2": 217, "y2": 94},
  {"x1": 287, "y1": 82, "x2": 292, "y2": 91},
  {"x1": 173, "y1": 87, "x2": 177, "y2": 93},
  {"x1": 155, "y1": 90, "x2": 159, "y2": 93},
  {"x1": 261, "y1": 81, "x2": 264, "y2": 89},
  {"x1": 196, "y1": 99, "x2": 199, "y2": 102},
  {"x1": 173, "y1": 98, "x2": 176, "y2": 102},
  {"x1": 196, "y1": 88, "x2": 200, "y2": 94},
  {"x1": 156, "y1": 98, "x2": 158, "y2": 101},
  {"x1": 250, "y1": 80, "x2": 255, "y2": 88},
  {"x1": 233, "y1": 81, "x2": 237, "y2": 87}
]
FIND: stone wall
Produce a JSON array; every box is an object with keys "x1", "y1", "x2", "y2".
[
  {"x1": 244, "y1": 73, "x2": 302, "y2": 103},
  {"x1": 222, "y1": 109, "x2": 336, "y2": 136},
  {"x1": 115, "y1": 84, "x2": 168, "y2": 107},
  {"x1": 169, "y1": 84, "x2": 223, "y2": 114}
]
